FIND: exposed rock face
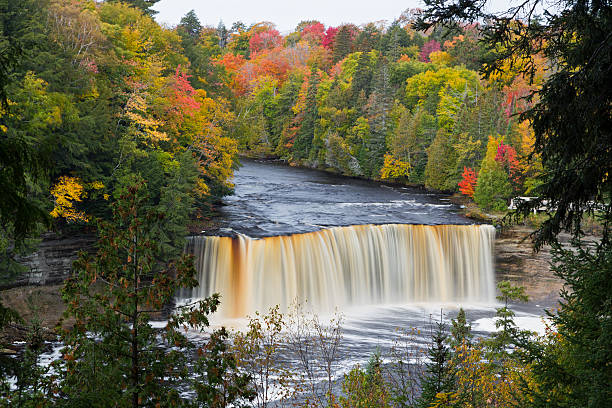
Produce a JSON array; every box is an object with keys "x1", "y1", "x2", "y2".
[
  {"x1": 7, "y1": 232, "x2": 96, "y2": 288},
  {"x1": 494, "y1": 225, "x2": 564, "y2": 306},
  {"x1": 5, "y1": 225, "x2": 565, "y2": 308}
]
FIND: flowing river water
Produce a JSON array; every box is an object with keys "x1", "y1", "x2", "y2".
[
  {"x1": 34, "y1": 159, "x2": 552, "y2": 401},
  {"x1": 175, "y1": 160, "x2": 551, "y2": 394}
]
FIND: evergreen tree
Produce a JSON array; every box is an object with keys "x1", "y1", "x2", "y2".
[
  {"x1": 332, "y1": 25, "x2": 352, "y2": 63},
  {"x1": 293, "y1": 68, "x2": 320, "y2": 160},
  {"x1": 351, "y1": 52, "x2": 373, "y2": 103},
  {"x1": 486, "y1": 281, "x2": 529, "y2": 359},
  {"x1": 110, "y1": 0, "x2": 160, "y2": 16},
  {"x1": 56, "y1": 181, "x2": 253, "y2": 407},
  {"x1": 217, "y1": 21, "x2": 229, "y2": 48},
  {"x1": 178, "y1": 10, "x2": 202, "y2": 39},
  {"x1": 382, "y1": 23, "x2": 410, "y2": 60},
  {"x1": 418, "y1": 315, "x2": 454, "y2": 408},
  {"x1": 424, "y1": 128, "x2": 456, "y2": 191},
  {"x1": 449, "y1": 308, "x2": 472, "y2": 349},
  {"x1": 365, "y1": 61, "x2": 392, "y2": 176},
  {"x1": 473, "y1": 136, "x2": 511, "y2": 211},
  {"x1": 0, "y1": 0, "x2": 51, "y2": 248},
  {"x1": 526, "y1": 240, "x2": 612, "y2": 408}
]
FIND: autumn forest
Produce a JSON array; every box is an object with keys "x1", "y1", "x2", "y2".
[{"x1": 1, "y1": 0, "x2": 611, "y2": 407}]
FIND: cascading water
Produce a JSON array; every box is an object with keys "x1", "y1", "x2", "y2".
[{"x1": 179, "y1": 224, "x2": 496, "y2": 318}]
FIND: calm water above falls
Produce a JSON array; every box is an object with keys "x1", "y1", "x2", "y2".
[{"x1": 210, "y1": 159, "x2": 472, "y2": 237}]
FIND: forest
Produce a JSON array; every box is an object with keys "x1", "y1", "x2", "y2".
[{"x1": 0, "y1": 0, "x2": 611, "y2": 407}]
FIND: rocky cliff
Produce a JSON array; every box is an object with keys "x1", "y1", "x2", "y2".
[{"x1": 7, "y1": 232, "x2": 96, "y2": 288}]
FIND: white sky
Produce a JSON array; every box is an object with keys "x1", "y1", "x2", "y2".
[
  {"x1": 152, "y1": 1, "x2": 540, "y2": 33},
  {"x1": 152, "y1": 0, "x2": 425, "y2": 32}
]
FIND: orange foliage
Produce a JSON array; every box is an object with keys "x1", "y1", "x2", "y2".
[{"x1": 458, "y1": 167, "x2": 477, "y2": 197}]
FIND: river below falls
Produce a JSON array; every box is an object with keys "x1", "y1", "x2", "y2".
[
  {"x1": 188, "y1": 159, "x2": 554, "y2": 386},
  {"x1": 36, "y1": 159, "x2": 556, "y2": 400}
]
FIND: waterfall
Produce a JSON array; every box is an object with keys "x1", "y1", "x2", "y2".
[{"x1": 180, "y1": 224, "x2": 496, "y2": 318}]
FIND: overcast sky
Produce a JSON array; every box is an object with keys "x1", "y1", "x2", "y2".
[
  {"x1": 152, "y1": 0, "x2": 426, "y2": 32},
  {"x1": 152, "y1": 1, "x2": 528, "y2": 33}
]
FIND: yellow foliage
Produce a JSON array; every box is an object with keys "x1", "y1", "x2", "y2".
[
  {"x1": 433, "y1": 342, "x2": 538, "y2": 408},
  {"x1": 50, "y1": 176, "x2": 88, "y2": 222},
  {"x1": 380, "y1": 154, "x2": 411, "y2": 181},
  {"x1": 430, "y1": 51, "x2": 453, "y2": 66},
  {"x1": 89, "y1": 181, "x2": 104, "y2": 190},
  {"x1": 125, "y1": 92, "x2": 169, "y2": 146}
]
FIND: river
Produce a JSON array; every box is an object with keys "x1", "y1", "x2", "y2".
[
  {"x1": 209, "y1": 159, "x2": 471, "y2": 237},
  {"x1": 177, "y1": 160, "x2": 551, "y2": 395}
]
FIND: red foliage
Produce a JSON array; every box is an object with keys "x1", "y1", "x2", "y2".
[
  {"x1": 249, "y1": 29, "x2": 282, "y2": 55},
  {"x1": 302, "y1": 23, "x2": 325, "y2": 44},
  {"x1": 419, "y1": 39, "x2": 441, "y2": 62},
  {"x1": 322, "y1": 26, "x2": 338, "y2": 49},
  {"x1": 495, "y1": 141, "x2": 521, "y2": 183},
  {"x1": 215, "y1": 53, "x2": 246, "y2": 73},
  {"x1": 165, "y1": 66, "x2": 200, "y2": 126},
  {"x1": 253, "y1": 50, "x2": 292, "y2": 82},
  {"x1": 458, "y1": 167, "x2": 478, "y2": 198}
]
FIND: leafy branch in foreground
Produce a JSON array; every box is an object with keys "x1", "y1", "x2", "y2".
[
  {"x1": 54, "y1": 180, "x2": 254, "y2": 407},
  {"x1": 417, "y1": 0, "x2": 612, "y2": 247}
]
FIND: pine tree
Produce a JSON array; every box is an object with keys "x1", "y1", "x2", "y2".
[
  {"x1": 418, "y1": 315, "x2": 454, "y2": 408},
  {"x1": 486, "y1": 281, "x2": 529, "y2": 359},
  {"x1": 425, "y1": 128, "x2": 457, "y2": 191},
  {"x1": 178, "y1": 10, "x2": 202, "y2": 39},
  {"x1": 217, "y1": 21, "x2": 229, "y2": 48},
  {"x1": 365, "y1": 61, "x2": 392, "y2": 176},
  {"x1": 57, "y1": 181, "x2": 254, "y2": 407},
  {"x1": 449, "y1": 308, "x2": 473, "y2": 349},
  {"x1": 351, "y1": 52, "x2": 373, "y2": 103}
]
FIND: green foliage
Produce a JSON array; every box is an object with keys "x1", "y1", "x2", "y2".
[
  {"x1": 192, "y1": 327, "x2": 256, "y2": 407},
  {"x1": 486, "y1": 281, "x2": 529, "y2": 359},
  {"x1": 109, "y1": 0, "x2": 160, "y2": 17},
  {"x1": 55, "y1": 182, "x2": 251, "y2": 407},
  {"x1": 418, "y1": 316, "x2": 454, "y2": 408},
  {"x1": 0, "y1": 294, "x2": 54, "y2": 407},
  {"x1": 340, "y1": 351, "x2": 391, "y2": 408},
  {"x1": 425, "y1": 128, "x2": 456, "y2": 191},
  {"x1": 473, "y1": 136, "x2": 511, "y2": 211},
  {"x1": 523, "y1": 240, "x2": 612, "y2": 408},
  {"x1": 333, "y1": 26, "x2": 353, "y2": 63},
  {"x1": 293, "y1": 68, "x2": 320, "y2": 160},
  {"x1": 449, "y1": 308, "x2": 472, "y2": 349}
]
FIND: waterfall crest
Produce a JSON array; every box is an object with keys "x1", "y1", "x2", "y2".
[{"x1": 180, "y1": 224, "x2": 496, "y2": 318}]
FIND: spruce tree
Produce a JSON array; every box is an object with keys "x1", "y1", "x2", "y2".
[
  {"x1": 57, "y1": 181, "x2": 253, "y2": 407},
  {"x1": 449, "y1": 308, "x2": 472, "y2": 349},
  {"x1": 293, "y1": 68, "x2": 320, "y2": 160},
  {"x1": 365, "y1": 61, "x2": 392, "y2": 176},
  {"x1": 418, "y1": 315, "x2": 453, "y2": 408},
  {"x1": 351, "y1": 52, "x2": 373, "y2": 103},
  {"x1": 424, "y1": 128, "x2": 456, "y2": 191},
  {"x1": 332, "y1": 25, "x2": 352, "y2": 63},
  {"x1": 217, "y1": 21, "x2": 229, "y2": 48},
  {"x1": 178, "y1": 10, "x2": 202, "y2": 39}
]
